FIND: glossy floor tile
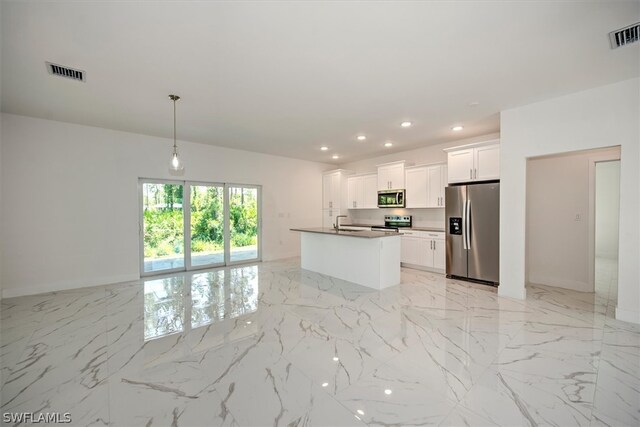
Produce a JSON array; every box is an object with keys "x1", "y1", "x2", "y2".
[{"x1": 1, "y1": 258, "x2": 637, "y2": 426}]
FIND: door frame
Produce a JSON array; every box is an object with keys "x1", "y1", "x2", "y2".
[{"x1": 588, "y1": 153, "x2": 621, "y2": 290}]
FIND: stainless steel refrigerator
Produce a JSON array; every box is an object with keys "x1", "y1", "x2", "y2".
[{"x1": 445, "y1": 182, "x2": 499, "y2": 284}]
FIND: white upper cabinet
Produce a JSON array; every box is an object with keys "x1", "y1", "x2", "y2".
[
  {"x1": 445, "y1": 141, "x2": 500, "y2": 183},
  {"x1": 362, "y1": 174, "x2": 378, "y2": 208},
  {"x1": 405, "y1": 164, "x2": 447, "y2": 208},
  {"x1": 405, "y1": 167, "x2": 428, "y2": 208},
  {"x1": 474, "y1": 144, "x2": 500, "y2": 181},
  {"x1": 426, "y1": 164, "x2": 447, "y2": 207},
  {"x1": 377, "y1": 161, "x2": 406, "y2": 191},
  {"x1": 347, "y1": 174, "x2": 377, "y2": 209},
  {"x1": 447, "y1": 148, "x2": 474, "y2": 183},
  {"x1": 322, "y1": 170, "x2": 352, "y2": 210}
]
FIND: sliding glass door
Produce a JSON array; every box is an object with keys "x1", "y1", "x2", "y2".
[
  {"x1": 142, "y1": 181, "x2": 185, "y2": 274},
  {"x1": 189, "y1": 183, "x2": 225, "y2": 268},
  {"x1": 229, "y1": 186, "x2": 260, "y2": 264},
  {"x1": 140, "y1": 180, "x2": 260, "y2": 276}
]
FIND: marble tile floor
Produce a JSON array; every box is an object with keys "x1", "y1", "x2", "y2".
[{"x1": 0, "y1": 257, "x2": 637, "y2": 426}]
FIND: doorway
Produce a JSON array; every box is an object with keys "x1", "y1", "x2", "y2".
[
  {"x1": 140, "y1": 179, "x2": 261, "y2": 276},
  {"x1": 525, "y1": 146, "x2": 620, "y2": 293},
  {"x1": 594, "y1": 160, "x2": 620, "y2": 302}
]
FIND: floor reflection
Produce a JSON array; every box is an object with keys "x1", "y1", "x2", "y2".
[{"x1": 143, "y1": 265, "x2": 259, "y2": 341}]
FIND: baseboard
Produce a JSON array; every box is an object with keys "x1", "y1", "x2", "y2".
[
  {"x1": 498, "y1": 285, "x2": 527, "y2": 300},
  {"x1": 1, "y1": 273, "x2": 140, "y2": 299},
  {"x1": 615, "y1": 306, "x2": 640, "y2": 324},
  {"x1": 400, "y1": 262, "x2": 444, "y2": 274},
  {"x1": 262, "y1": 252, "x2": 300, "y2": 262},
  {"x1": 527, "y1": 274, "x2": 592, "y2": 292}
]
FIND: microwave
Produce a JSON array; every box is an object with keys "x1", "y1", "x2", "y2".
[{"x1": 377, "y1": 189, "x2": 405, "y2": 208}]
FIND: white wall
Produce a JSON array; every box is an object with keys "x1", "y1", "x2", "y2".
[
  {"x1": 0, "y1": 114, "x2": 329, "y2": 298},
  {"x1": 339, "y1": 132, "x2": 499, "y2": 228},
  {"x1": 501, "y1": 78, "x2": 639, "y2": 324},
  {"x1": 526, "y1": 148, "x2": 619, "y2": 292},
  {"x1": 595, "y1": 161, "x2": 620, "y2": 260}
]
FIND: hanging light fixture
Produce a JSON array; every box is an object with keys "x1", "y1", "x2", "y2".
[{"x1": 168, "y1": 94, "x2": 184, "y2": 174}]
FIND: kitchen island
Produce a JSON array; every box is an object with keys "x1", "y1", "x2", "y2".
[{"x1": 290, "y1": 227, "x2": 401, "y2": 290}]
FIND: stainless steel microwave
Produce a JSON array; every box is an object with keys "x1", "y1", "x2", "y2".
[{"x1": 377, "y1": 189, "x2": 405, "y2": 208}]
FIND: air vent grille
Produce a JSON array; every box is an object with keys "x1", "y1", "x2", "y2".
[
  {"x1": 46, "y1": 62, "x2": 86, "y2": 82},
  {"x1": 609, "y1": 23, "x2": 640, "y2": 49}
]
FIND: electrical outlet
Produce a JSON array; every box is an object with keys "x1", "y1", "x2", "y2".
[{"x1": 575, "y1": 214, "x2": 582, "y2": 221}]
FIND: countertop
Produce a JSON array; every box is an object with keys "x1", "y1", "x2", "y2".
[
  {"x1": 341, "y1": 223, "x2": 445, "y2": 233},
  {"x1": 290, "y1": 227, "x2": 402, "y2": 238}
]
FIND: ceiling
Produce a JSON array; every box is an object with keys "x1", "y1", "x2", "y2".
[{"x1": 1, "y1": 1, "x2": 639, "y2": 163}]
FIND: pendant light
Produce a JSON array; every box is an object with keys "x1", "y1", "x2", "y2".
[{"x1": 168, "y1": 94, "x2": 184, "y2": 174}]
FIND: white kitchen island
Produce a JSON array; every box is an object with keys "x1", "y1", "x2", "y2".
[{"x1": 290, "y1": 227, "x2": 401, "y2": 290}]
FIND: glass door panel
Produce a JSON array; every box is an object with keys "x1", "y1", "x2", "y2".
[
  {"x1": 142, "y1": 182, "x2": 185, "y2": 273},
  {"x1": 229, "y1": 186, "x2": 260, "y2": 263},
  {"x1": 190, "y1": 184, "x2": 225, "y2": 268}
]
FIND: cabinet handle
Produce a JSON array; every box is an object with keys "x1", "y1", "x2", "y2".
[
  {"x1": 474, "y1": 168, "x2": 477, "y2": 179},
  {"x1": 470, "y1": 169, "x2": 472, "y2": 179}
]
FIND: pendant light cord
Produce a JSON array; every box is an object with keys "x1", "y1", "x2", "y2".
[{"x1": 173, "y1": 97, "x2": 177, "y2": 151}]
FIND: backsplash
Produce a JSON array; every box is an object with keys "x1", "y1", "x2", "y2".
[{"x1": 346, "y1": 208, "x2": 445, "y2": 229}]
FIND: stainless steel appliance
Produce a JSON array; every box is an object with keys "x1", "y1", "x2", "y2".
[
  {"x1": 371, "y1": 215, "x2": 412, "y2": 232},
  {"x1": 377, "y1": 189, "x2": 406, "y2": 208},
  {"x1": 445, "y1": 183, "x2": 499, "y2": 284}
]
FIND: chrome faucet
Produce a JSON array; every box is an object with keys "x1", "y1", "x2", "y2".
[{"x1": 334, "y1": 215, "x2": 348, "y2": 230}]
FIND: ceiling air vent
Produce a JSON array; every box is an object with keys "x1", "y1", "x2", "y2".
[
  {"x1": 609, "y1": 23, "x2": 640, "y2": 49},
  {"x1": 46, "y1": 62, "x2": 86, "y2": 82}
]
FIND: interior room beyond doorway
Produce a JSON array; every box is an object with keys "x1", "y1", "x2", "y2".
[{"x1": 525, "y1": 146, "x2": 620, "y2": 298}]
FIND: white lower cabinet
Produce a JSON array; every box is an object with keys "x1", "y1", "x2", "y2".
[
  {"x1": 401, "y1": 230, "x2": 445, "y2": 272},
  {"x1": 432, "y1": 237, "x2": 446, "y2": 270}
]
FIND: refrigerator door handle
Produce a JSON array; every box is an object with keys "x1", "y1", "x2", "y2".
[
  {"x1": 462, "y1": 200, "x2": 468, "y2": 250},
  {"x1": 465, "y1": 199, "x2": 471, "y2": 249}
]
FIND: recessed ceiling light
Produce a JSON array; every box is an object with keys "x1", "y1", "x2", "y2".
[
  {"x1": 400, "y1": 121, "x2": 412, "y2": 128},
  {"x1": 357, "y1": 410, "x2": 365, "y2": 416},
  {"x1": 451, "y1": 125, "x2": 464, "y2": 131},
  {"x1": 332, "y1": 356, "x2": 339, "y2": 361},
  {"x1": 322, "y1": 382, "x2": 329, "y2": 387},
  {"x1": 384, "y1": 389, "x2": 392, "y2": 395},
  {"x1": 384, "y1": 142, "x2": 393, "y2": 147},
  {"x1": 332, "y1": 155, "x2": 339, "y2": 160},
  {"x1": 320, "y1": 146, "x2": 329, "y2": 151},
  {"x1": 357, "y1": 135, "x2": 366, "y2": 141}
]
